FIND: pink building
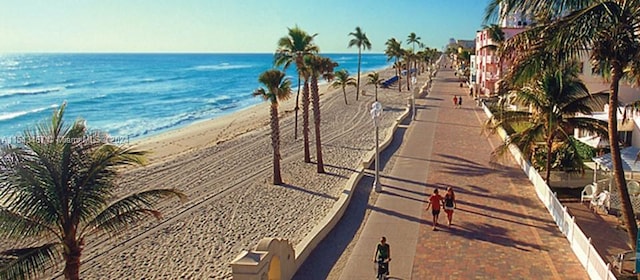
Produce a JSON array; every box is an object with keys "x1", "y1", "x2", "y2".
[{"x1": 474, "y1": 13, "x2": 530, "y2": 96}]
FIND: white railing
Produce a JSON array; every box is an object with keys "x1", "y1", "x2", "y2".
[{"x1": 482, "y1": 102, "x2": 618, "y2": 280}]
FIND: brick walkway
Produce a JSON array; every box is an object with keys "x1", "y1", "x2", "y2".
[{"x1": 339, "y1": 66, "x2": 588, "y2": 279}]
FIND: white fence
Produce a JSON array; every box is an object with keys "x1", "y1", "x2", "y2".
[{"x1": 482, "y1": 102, "x2": 617, "y2": 280}]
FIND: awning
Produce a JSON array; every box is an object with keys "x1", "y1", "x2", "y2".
[
  {"x1": 577, "y1": 135, "x2": 609, "y2": 148},
  {"x1": 593, "y1": 146, "x2": 640, "y2": 172}
]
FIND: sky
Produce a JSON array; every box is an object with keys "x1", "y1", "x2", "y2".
[{"x1": 0, "y1": 0, "x2": 493, "y2": 53}]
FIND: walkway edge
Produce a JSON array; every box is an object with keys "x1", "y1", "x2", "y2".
[{"x1": 293, "y1": 106, "x2": 411, "y2": 271}]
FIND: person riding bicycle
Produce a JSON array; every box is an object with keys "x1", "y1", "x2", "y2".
[{"x1": 373, "y1": 236, "x2": 391, "y2": 278}]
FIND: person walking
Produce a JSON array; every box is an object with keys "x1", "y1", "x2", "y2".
[
  {"x1": 426, "y1": 188, "x2": 444, "y2": 230},
  {"x1": 457, "y1": 95, "x2": 463, "y2": 108},
  {"x1": 443, "y1": 187, "x2": 457, "y2": 227},
  {"x1": 452, "y1": 96, "x2": 458, "y2": 108}
]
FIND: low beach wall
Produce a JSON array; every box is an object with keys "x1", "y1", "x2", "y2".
[{"x1": 231, "y1": 104, "x2": 412, "y2": 279}]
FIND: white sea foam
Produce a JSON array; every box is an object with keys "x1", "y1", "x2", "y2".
[
  {"x1": 0, "y1": 87, "x2": 64, "y2": 98},
  {"x1": 0, "y1": 104, "x2": 58, "y2": 121},
  {"x1": 193, "y1": 64, "x2": 252, "y2": 71}
]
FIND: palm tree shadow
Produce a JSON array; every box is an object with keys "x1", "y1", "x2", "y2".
[
  {"x1": 446, "y1": 222, "x2": 546, "y2": 251},
  {"x1": 278, "y1": 183, "x2": 337, "y2": 200}
]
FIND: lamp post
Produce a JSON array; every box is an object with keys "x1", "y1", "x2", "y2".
[
  {"x1": 371, "y1": 101, "x2": 383, "y2": 192},
  {"x1": 411, "y1": 76, "x2": 417, "y2": 120}
]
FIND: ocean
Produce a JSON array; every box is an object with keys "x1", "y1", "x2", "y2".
[{"x1": 0, "y1": 53, "x2": 391, "y2": 143}]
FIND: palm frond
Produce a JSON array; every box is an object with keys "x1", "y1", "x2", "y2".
[
  {"x1": 0, "y1": 208, "x2": 57, "y2": 240},
  {"x1": 82, "y1": 188, "x2": 185, "y2": 238},
  {"x1": 0, "y1": 242, "x2": 61, "y2": 280}
]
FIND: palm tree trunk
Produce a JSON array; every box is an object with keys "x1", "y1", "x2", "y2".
[
  {"x1": 63, "y1": 238, "x2": 82, "y2": 280},
  {"x1": 356, "y1": 47, "x2": 362, "y2": 101},
  {"x1": 294, "y1": 75, "x2": 301, "y2": 140},
  {"x1": 303, "y1": 80, "x2": 311, "y2": 163},
  {"x1": 311, "y1": 76, "x2": 324, "y2": 173},
  {"x1": 396, "y1": 58, "x2": 401, "y2": 93},
  {"x1": 406, "y1": 60, "x2": 411, "y2": 91},
  {"x1": 545, "y1": 135, "x2": 553, "y2": 184},
  {"x1": 342, "y1": 88, "x2": 348, "y2": 105},
  {"x1": 375, "y1": 86, "x2": 378, "y2": 102},
  {"x1": 271, "y1": 105, "x2": 283, "y2": 185},
  {"x1": 609, "y1": 64, "x2": 637, "y2": 248}
]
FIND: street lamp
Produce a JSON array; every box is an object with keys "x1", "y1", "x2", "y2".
[
  {"x1": 412, "y1": 77, "x2": 418, "y2": 120},
  {"x1": 371, "y1": 101, "x2": 383, "y2": 192}
]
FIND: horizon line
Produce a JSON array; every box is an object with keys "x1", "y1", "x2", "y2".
[{"x1": 0, "y1": 51, "x2": 388, "y2": 55}]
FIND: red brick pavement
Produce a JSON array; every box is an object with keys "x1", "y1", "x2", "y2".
[
  {"x1": 340, "y1": 66, "x2": 588, "y2": 279},
  {"x1": 412, "y1": 69, "x2": 587, "y2": 279}
]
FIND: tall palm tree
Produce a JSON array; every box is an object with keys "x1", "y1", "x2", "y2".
[
  {"x1": 406, "y1": 32, "x2": 422, "y2": 87},
  {"x1": 367, "y1": 71, "x2": 383, "y2": 101},
  {"x1": 331, "y1": 69, "x2": 356, "y2": 105},
  {"x1": 274, "y1": 26, "x2": 319, "y2": 141},
  {"x1": 407, "y1": 32, "x2": 421, "y2": 54},
  {"x1": 385, "y1": 38, "x2": 403, "y2": 92},
  {"x1": 0, "y1": 104, "x2": 185, "y2": 280},
  {"x1": 300, "y1": 64, "x2": 312, "y2": 163},
  {"x1": 486, "y1": 0, "x2": 640, "y2": 249},
  {"x1": 487, "y1": 64, "x2": 608, "y2": 183},
  {"x1": 253, "y1": 69, "x2": 292, "y2": 184},
  {"x1": 402, "y1": 49, "x2": 414, "y2": 91},
  {"x1": 306, "y1": 55, "x2": 338, "y2": 173},
  {"x1": 348, "y1": 26, "x2": 372, "y2": 101}
]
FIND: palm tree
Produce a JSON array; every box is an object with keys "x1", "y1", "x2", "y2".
[
  {"x1": 306, "y1": 55, "x2": 338, "y2": 173},
  {"x1": 402, "y1": 49, "x2": 414, "y2": 91},
  {"x1": 254, "y1": 69, "x2": 292, "y2": 185},
  {"x1": 274, "y1": 26, "x2": 319, "y2": 141},
  {"x1": 486, "y1": 0, "x2": 640, "y2": 249},
  {"x1": 0, "y1": 104, "x2": 185, "y2": 280},
  {"x1": 331, "y1": 69, "x2": 356, "y2": 105},
  {"x1": 406, "y1": 33, "x2": 422, "y2": 88},
  {"x1": 407, "y1": 32, "x2": 421, "y2": 54},
  {"x1": 385, "y1": 38, "x2": 403, "y2": 92},
  {"x1": 486, "y1": 64, "x2": 608, "y2": 183},
  {"x1": 348, "y1": 26, "x2": 372, "y2": 101},
  {"x1": 300, "y1": 65, "x2": 312, "y2": 163},
  {"x1": 367, "y1": 71, "x2": 383, "y2": 101}
]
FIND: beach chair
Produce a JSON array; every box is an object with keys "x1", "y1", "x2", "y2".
[
  {"x1": 580, "y1": 184, "x2": 596, "y2": 204},
  {"x1": 590, "y1": 190, "x2": 609, "y2": 214},
  {"x1": 612, "y1": 250, "x2": 637, "y2": 274}
]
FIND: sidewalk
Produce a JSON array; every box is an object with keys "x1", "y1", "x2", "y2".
[{"x1": 339, "y1": 67, "x2": 588, "y2": 279}]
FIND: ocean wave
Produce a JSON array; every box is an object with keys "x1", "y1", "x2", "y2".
[
  {"x1": 192, "y1": 63, "x2": 252, "y2": 71},
  {"x1": 0, "y1": 104, "x2": 58, "y2": 121},
  {"x1": 205, "y1": 95, "x2": 232, "y2": 104},
  {"x1": 0, "y1": 87, "x2": 64, "y2": 98},
  {"x1": 21, "y1": 81, "x2": 43, "y2": 88},
  {"x1": 135, "y1": 75, "x2": 185, "y2": 85}
]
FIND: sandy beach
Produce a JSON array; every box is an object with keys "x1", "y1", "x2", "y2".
[{"x1": 45, "y1": 66, "x2": 432, "y2": 279}]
